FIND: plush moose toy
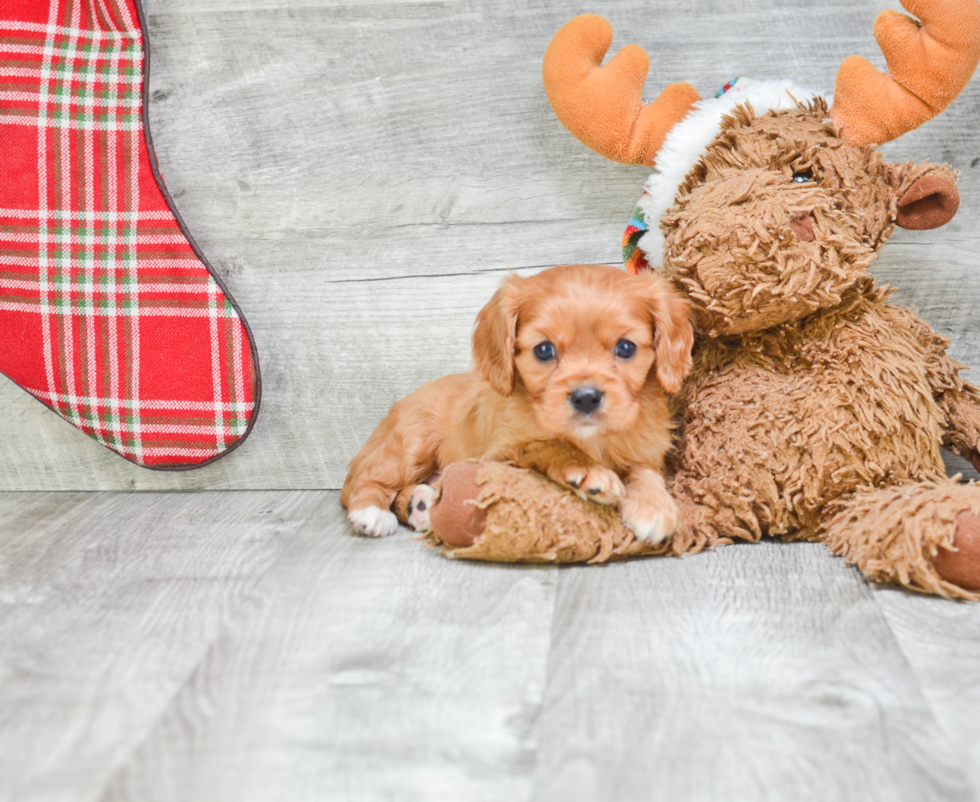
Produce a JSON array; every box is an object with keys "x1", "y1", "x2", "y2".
[{"x1": 420, "y1": 0, "x2": 980, "y2": 599}]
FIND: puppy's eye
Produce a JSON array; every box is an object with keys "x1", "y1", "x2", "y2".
[
  {"x1": 533, "y1": 341, "x2": 556, "y2": 362},
  {"x1": 615, "y1": 339, "x2": 636, "y2": 359},
  {"x1": 791, "y1": 170, "x2": 814, "y2": 184}
]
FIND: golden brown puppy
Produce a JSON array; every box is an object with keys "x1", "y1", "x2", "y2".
[{"x1": 341, "y1": 263, "x2": 693, "y2": 541}]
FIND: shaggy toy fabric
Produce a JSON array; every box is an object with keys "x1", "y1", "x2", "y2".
[
  {"x1": 635, "y1": 78, "x2": 822, "y2": 270},
  {"x1": 427, "y1": 101, "x2": 980, "y2": 598},
  {"x1": 425, "y1": 461, "x2": 674, "y2": 563},
  {"x1": 423, "y1": 2, "x2": 980, "y2": 598},
  {"x1": 822, "y1": 481, "x2": 980, "y2": 600},
  {"x1": 649, "y1": 103, "x2": 980, "y2": 598}
]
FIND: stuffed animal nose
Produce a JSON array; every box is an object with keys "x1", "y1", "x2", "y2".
[
  {"x1": 569, "y1": 386, "x2": 604, "y2": 415},
  {"x1": 789, "y1": 212, "x2": 815, "y2": 242}
]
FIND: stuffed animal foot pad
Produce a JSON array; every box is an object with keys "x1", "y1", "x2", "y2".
[
  {"x1": 823, "y1": 481, "x2": 980, "y2": 599},
  {"x1": 422, "y1": 462, "x2": 678, "y2": 563},
  {"x1": 935, "y1": 511, "x2": 980, "y2": 592}
]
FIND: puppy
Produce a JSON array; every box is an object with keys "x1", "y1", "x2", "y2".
[{"x1": 341, "y1": 263, "x2": 694, "y2": 541}]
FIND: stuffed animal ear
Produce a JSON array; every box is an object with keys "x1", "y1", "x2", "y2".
[
  {"x1": 638, "y1": 272, "x2": 694, "y2": 394},
  {"x1": 885, "y1": 163, "x2": 961, "y2": 230},
  {"x1": 472, "y1": 275, "x2": 524, "y2": 396},
  {"x1": 896, "y1": 173, "x2": 960, "y2": 230}
]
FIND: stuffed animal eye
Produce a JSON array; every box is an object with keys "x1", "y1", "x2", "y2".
[
  {"x1": 615, "y1": 339, "x2": 636, "y2": 359},
  {"x1": 791, "y1": 170, "x2": 814, "y2": 184},
  {"x1": 533, "y1": 341, "x2": 557, "y2": 362}
]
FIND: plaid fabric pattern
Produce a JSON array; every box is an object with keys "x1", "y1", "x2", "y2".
[{"x1": 0, "y1": 0, "x2": 258, "y2": 468}]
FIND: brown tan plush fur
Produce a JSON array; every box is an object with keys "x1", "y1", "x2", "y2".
[
  {"x1": 425, "y1": 461, "x2": 672, "y2": 564},
  {"x1": 651, "y1": 101, "x2": 980, "y2": 599},
  {"x1": 432, "y1": 0, "x2": 980, "y2": 595},
  {"x1": 425, "y1": 100, "x2": 980, "y2": 600},
  {"x1": 821, "y1": 481, "x2": 980, "y2": 597}
]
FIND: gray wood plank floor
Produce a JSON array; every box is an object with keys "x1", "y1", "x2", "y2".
[
  {"x1": 1, "y1": 0, "x2": 979, "y2": 489},
  {"x1": 2, "y1": 491, "x2": 979, "y2": 802},
  {"x1": 3, "y1": 0, "x2": 980, "y2": 799}
]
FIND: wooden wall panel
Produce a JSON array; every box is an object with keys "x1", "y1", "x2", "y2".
[{"x1": 1, "y1": 0, "x2": 978, "y2": 489}]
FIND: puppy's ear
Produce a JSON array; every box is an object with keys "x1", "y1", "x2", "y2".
[
  {"x1": 473, "y1": 275, "x2": 523, "y2": 396},
  {"x1": 640, "y1": 272, "x2": 694, "y2": 394}
]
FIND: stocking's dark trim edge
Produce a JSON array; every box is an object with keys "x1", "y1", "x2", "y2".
[{"x1": 133, "y1": 0, "x2": 262, "y2": 472}]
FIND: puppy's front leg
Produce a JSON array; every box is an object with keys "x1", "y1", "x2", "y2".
[
  {"x1": 342, "y1": 465, "x2": 404, "y2": 539},
  {"x1": 620, "y1": 467, "x2": 679, "y2": 544},
  {"x1": 342, "y1": 400, "x2": 439, "y2": 538},
  {"x1": 515, "y1": 440, "x2": 625, "y2": 505}
]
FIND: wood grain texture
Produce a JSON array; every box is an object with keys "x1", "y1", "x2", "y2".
[
  {"x1": 873, "y1": 585, "x2": 980, "y2": 796},
  {"x1": 0, "y1": 490, "x2": 322, "y2": 802},
  {"x1": 99, "y1": 494, "x2": 558, "y2": 802},
  {"x1": 0, "y1": 0, "x2": 978, "y2": 489},
  {"x1": 530, "y1": 542, "x2": 974, "y2": 802},
  {"x1": 2, "y1": 491, "x2": 980, "y2": 800}
]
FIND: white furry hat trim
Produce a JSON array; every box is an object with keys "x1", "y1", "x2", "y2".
[{"x1": 633, "y1": 78, "x2": 826, "y2": 269}]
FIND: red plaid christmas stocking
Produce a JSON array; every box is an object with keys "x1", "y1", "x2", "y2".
[{"x1": 0, "y1": 0, "x2": 259, "y2": 469}]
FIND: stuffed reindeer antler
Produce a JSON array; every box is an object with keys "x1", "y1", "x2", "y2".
[
  {"x1": 833, "y1": 0, "x2": 980, "y2": 146},
  {"x1": 544, "y1": 0, "x2": 980, "y2": 164},
  {"x1": 541, "y1": 14, "x2": 700, "y2": 165}
]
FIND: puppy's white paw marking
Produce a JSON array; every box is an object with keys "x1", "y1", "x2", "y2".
[
  {"x1": 620, "y1": 495, "x2": 679, "y2": 544},
  {"x1": 564, "y1": 466, "x2": 625, "y2": 505},
  {"x1": 348, "y1": 506, "x2": 400, "y2": 538},
  {"x1": 407, "y1": 484, "x2": 436, "y2": 532}
]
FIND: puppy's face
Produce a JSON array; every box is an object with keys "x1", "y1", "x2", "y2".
[{"x1": 473, "y1": 264, "x2": 693, "y2": 441}]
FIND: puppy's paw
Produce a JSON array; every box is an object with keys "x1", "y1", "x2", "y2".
[
  {"x1": 348, "y1": 506, "x2": 400, "y2": 538},
  {"x1": 620, "y1": 494, "x2": 679, "y2": 544},
  {"x1": 407, "y1": 484, "x2": 436, "y2": 532},
  {"x1": 563, "y1": 466, "x2": 625, "y2": 505}
]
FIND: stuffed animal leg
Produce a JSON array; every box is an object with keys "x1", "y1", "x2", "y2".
[
  {"x1": 820, "y1": 482, "x2": 980, "y2": 599},
  {"x1": 419, "y1": 462, "x2": 684, "y2": 563},
  {"x1": 421, "y1": 463, "x2": 980, "y2": 597}
]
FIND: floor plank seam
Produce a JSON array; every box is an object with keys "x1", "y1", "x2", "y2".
[
  {"x1": 525, "y1": 563, "x2": 575, "y2": 802},
  {"x1": 867, "y1": 586, "x2": 978, "y2": 798},
  {"x1": 87, "y1": 492, "x2": 330, "y2": 802}
]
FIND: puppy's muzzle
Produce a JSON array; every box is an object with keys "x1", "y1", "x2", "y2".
[{"x1": 569, "y1": 386, "x2": 604, "y2": 415}]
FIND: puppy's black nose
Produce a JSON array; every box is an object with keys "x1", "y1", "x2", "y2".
[{"x1": 569, "y1": 386, "x2": 603, "y2": 415}]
